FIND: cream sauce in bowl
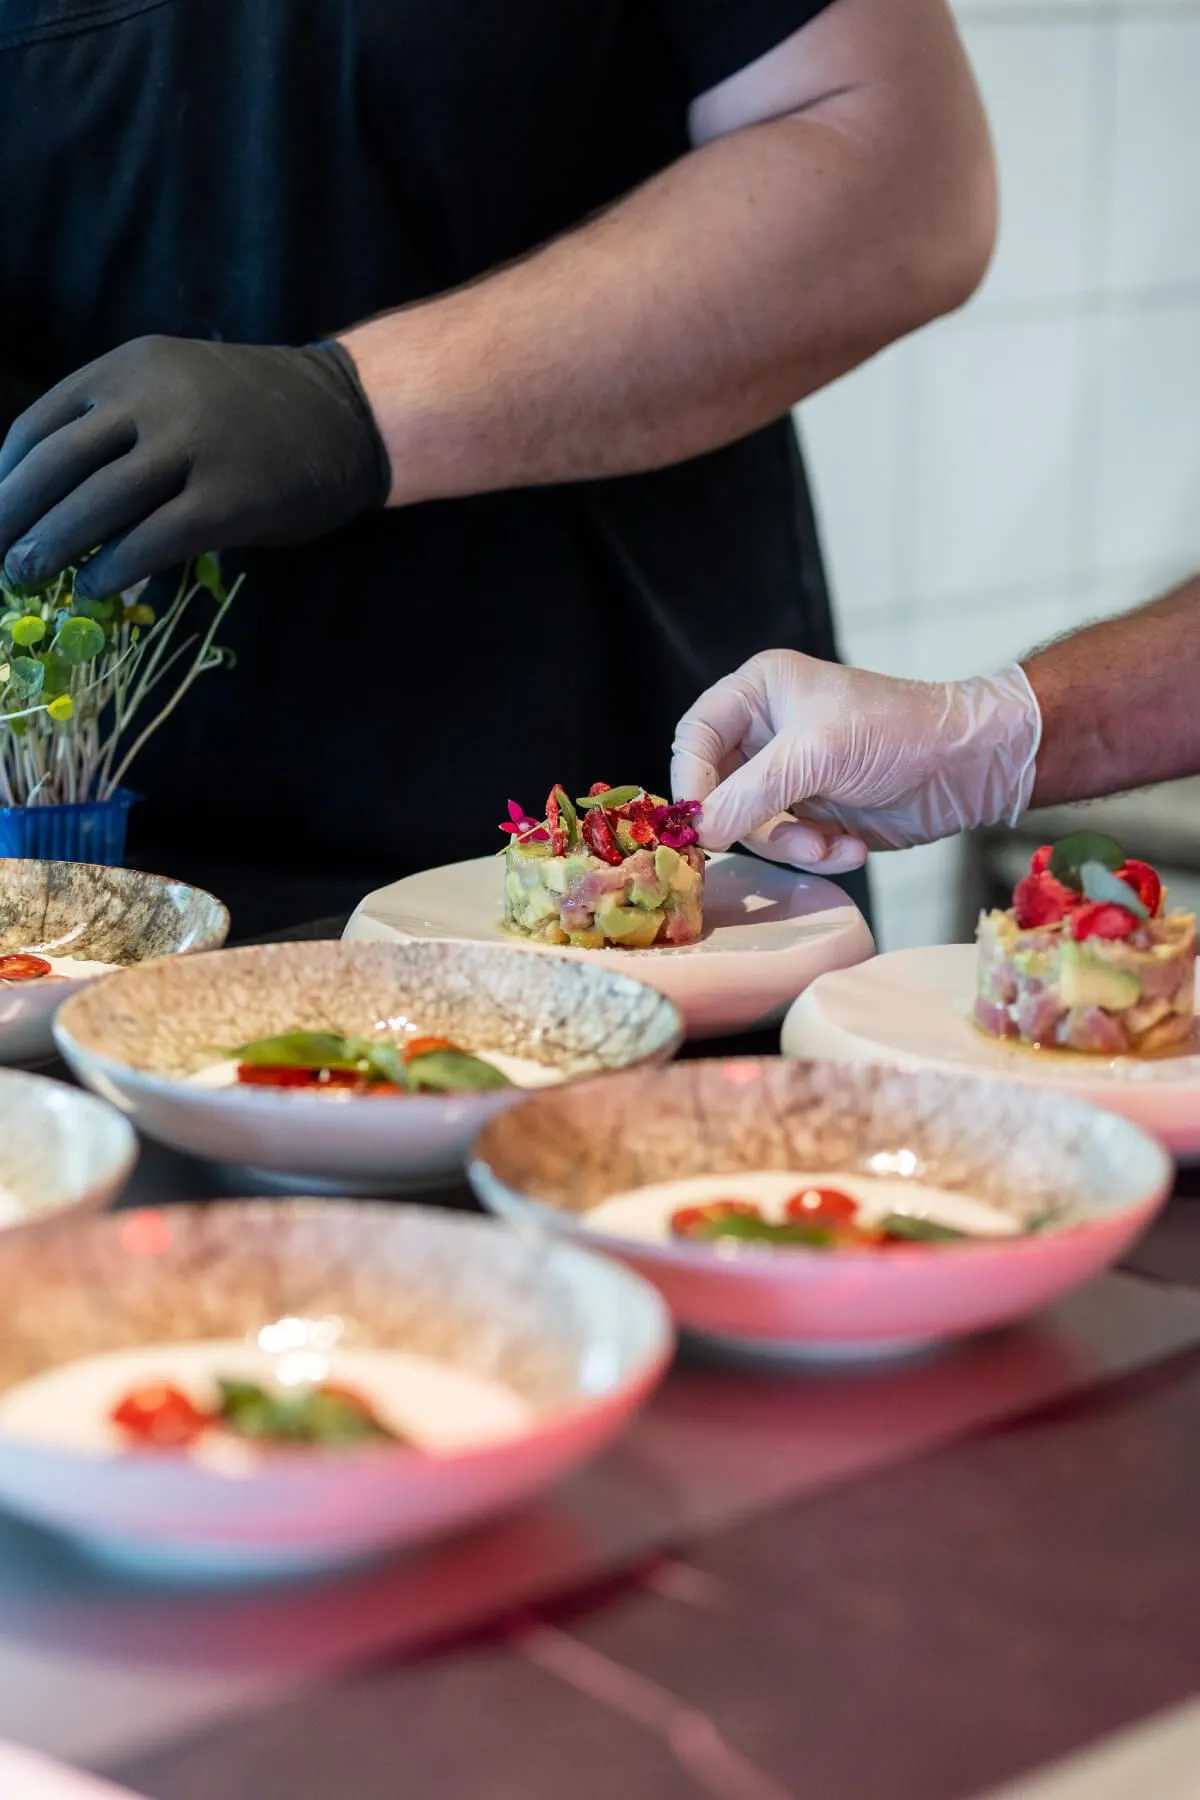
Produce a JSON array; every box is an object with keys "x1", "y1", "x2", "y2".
[
  {"x1": 584, "y1": 1169, "x2": 1021, "y2": 1252},
  {"x1": 0, "y1": 1337, "x2": 533, "y2": 1460},
  {"x1": 187, "y1": 1051, "x2": 567, "y2": 1096}
]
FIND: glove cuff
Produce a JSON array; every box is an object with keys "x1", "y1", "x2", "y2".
[
  {"x1": 310, "y1": 339, "x2": 394, "y2": 511},
  {"x1": 954, "y1": 663, "x2": 1043, "y2": 832}
]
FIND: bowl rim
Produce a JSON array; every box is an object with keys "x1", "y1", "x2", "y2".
[
  {"x1": 466, "y1": 1056, "x2": 1176, "y2": 1269},
  {"x1": 0, "y1": 1198, "x2": 677, "y2": 1472},
  {"x1": 0, "y1": 857, "x2": 231, "y2": 959},
  {"x1": 52, "y1": 936, "x2": 687, "y2": 1086},
  {"x1": 0, "y1": 1066, "x2": 139, "y2": 1214}
]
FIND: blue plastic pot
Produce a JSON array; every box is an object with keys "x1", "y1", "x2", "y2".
[{"x1": 0, "y1": 789, "x2": 139, "y2": 865}]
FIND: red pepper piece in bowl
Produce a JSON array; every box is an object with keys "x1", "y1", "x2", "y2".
[
  {"x1": 1116, "y1": 859, "x2": 1162, "y2": 917},
  {"x1": 1070, "y1": 902, "x2": 1140, "y2": 942}
]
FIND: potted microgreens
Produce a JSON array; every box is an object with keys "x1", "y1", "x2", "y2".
[{"x1": 0, "y1": 555, "x2": 242, "y2": 864}]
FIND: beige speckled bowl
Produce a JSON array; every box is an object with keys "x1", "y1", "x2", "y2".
[
  {"x1": 0, "y1": 860, "x2": 229, "y2": 1065},
  {"x1": 54, "y1": 939, "x2": 683, "y2": 1191},
  {"x1": 469, "y1": 1059, "x2": 1173, "y2": 1358},
  {"x1": 0, "y1": 1202, "x2": 673, "y2": 1580},
  {"x1": 0, "y1": 1068, "x2": 137, "y2": 1230}
]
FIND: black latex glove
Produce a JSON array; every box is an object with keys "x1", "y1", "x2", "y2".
[{"x1": 0, "y1": 337, "x2": 392, "y2": 599}]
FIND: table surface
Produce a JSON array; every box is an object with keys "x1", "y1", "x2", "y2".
[{"x1": 11, "y1": 908, "x2": 1200, "y2": 1800}]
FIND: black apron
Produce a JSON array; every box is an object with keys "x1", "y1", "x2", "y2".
[{"x1": 0, "y1": 0, "x2": 848, "y2": 898}]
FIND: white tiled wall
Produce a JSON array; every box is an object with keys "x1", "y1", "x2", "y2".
[{"x1": 797, "y1": 0, "x2": 1200, "y2": 949}]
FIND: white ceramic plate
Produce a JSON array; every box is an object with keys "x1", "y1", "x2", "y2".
[
  {"x1": 344, "y1": 852, "x2": 875, "y2": 1039},
  {"x1": 0, "y1": 1203, "x2": 674, "y2": 1582},
  {"x1": 783, "y1": 944, "x2": 1200, "y2": 1158},
  {"x1": 469, "y1": 1060, "x2": 1171, "y2": 1361},
  {"x1": 0, "y1": 1069, "x2": 137, "y2": 1230}
]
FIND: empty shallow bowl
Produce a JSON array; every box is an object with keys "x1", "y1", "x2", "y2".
[
  {"x1": 0, "y1": 1202, "x2": 673, "y2": 1580},
  {"x1": 0, "y1": 860, "x2": 229, "y2": 1064},
  {"x1": 54, "y1": 939, "x2": 683, "y2": 1192},
  {"x1": 0, "y1": 1068, "x2": 137, "y2": 1230},
  {"x1": 469, "y1": 1059, "x2": 1173, "y2": 1359}
]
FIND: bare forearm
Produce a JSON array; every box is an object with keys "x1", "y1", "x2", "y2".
[
  {"x1": 341, "y1": 8, "x2": 993, "y2": 507},
  {"x1": 1025, "y1": 578, "x2": 1200, "y2": 805}
]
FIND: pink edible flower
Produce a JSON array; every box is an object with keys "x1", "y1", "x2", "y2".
[
  {"x1": 651, "y1": 800, "x2": 701, "y2": 850},
  {"x1": 499, "y1": 799, "x2": 549, "y2": 843}
]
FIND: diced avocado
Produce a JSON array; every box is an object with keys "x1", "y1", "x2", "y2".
[
  {"x1": 613, "y1": 821, "x2": 640, "y2": 857},
  {"x1": 595, "y1": 899, "x2": 664, "y2": 948},
  {"x1": 1059, "y1": 939, "x2": 1141, "y2": 1012},
  {"x1": 668, "y1": 857, "x2": 701, "y2": 896},
  {"x1": 515, "y1": 885, "x2": 559, "y2": 928},
  {"x1": 654, "y1": 845, "x2": 681, "y2": 884},
  {"x1": 1012, "y1": 948, "x2": 1050, "y2": 979},
  {"x1": 540, "y1": 859, "x2": 569, "y2": 895},
  {"x1": 567, "y1": 928, "x2": 607, "y2": 950},
  {"x1": 629, "y1": 867, "x2": 669, "y2": 910}
]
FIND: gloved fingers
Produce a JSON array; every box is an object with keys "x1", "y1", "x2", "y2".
[
  {"x1": 670, "y1": 676, "x2": 761, "y2": 800},
  {"x1": 0, "y1": 368, "x2": 108, "y2": 485},
  {"x1": 691, "y1": 740, "x2": 815, "y2": 853},
  {"x1": 0, "y1": 411, "x2": 138, "y2": 570},
  {"x1": 741, "y1": 814, "x2": 869, "y2": 874},
  {"x1": 6, "y1": 455, "x2": 185, "y2": 589},
  {"x1": 73, "y1": 495, "x2": 210, "y2": 601}
]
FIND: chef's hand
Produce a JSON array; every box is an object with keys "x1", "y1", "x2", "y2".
[
  {"x1": 0, "y1": 337, "x2": 391, "y2": 599},
  {"x1": 671, "y1": 650, "x2": 1042, "y2": 872}
]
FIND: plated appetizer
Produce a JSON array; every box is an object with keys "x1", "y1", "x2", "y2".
[
  {"x1": 189, "y1": 1029, "x2": 563, "y2": 1097},
  {"x1": 502, "y1": 783, "x2": 705, "y2": 949},
  {"x1": 112, "y1": 1375, "x2": 401, "y2": 1450},
  {"x1": 975, "y1": 833, "x2": 1196, "y2": 1056},
  {"x1": 582, "y1": 1169, "x2": 1022, "y2": 1254}
]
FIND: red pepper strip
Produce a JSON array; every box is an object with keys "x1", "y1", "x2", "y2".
[
  {"x1": 582, "y1": 805, "x2": 624, "y2": 865},
  {"x1": 0, "y1": 954, "x2": 53, "y2": 981},
  {"x1": 111, "y1": 1383, "x2": 211, "y2": 1448},
  {"x1": 236, "y1": 1065, "x2": 364, "y2": 1090},
  {"x1": 402, "y1": 1036, "x2": 457, "y2": 1061},
  {"x1": 545, "y1": 787, "x2": 567, "y2": 858}
]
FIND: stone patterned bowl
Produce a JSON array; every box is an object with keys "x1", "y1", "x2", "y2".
[
  {"x1": 54, "y1": 939, "x2": 683, "y2": 1191},
  {"x1": 0, "y1": 1068, "x2": 137, "y2": 1231},
  {"x1": 469, "y1": 1059, "x2": 1173, "y2": 1359},
  {"x1": 0, "y1": 860, "x2": 230, "y2": 1065},
  {"x1": 0, "y1": 1202, "x2": 673, "y2": 1580}
]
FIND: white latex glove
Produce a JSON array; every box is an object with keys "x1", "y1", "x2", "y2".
[{"x1": 671, "y1": 650, "x2": 1042, "y2": 871}]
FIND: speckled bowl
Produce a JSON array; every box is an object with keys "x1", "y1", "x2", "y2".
[
  {"x1": 0, "y1": 860, "x2": 230, "y2": 1065},
  {"x1": 0, "y1": 1068, "x2": 137, "y2": 1230},
  {"x1": 469, "y1": 1059, "x2": 1173, "y2": 1358},
  {"x1": 0, "y1": 1202, "x2": 673, "y2": 1580},
  {"x1": 54, "y1": 939, "x2": 683, "y2": 1192}
]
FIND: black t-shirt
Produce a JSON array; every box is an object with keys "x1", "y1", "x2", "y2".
[{"x1": 0, "y1": 0, "x2": 840, "y2": 884}]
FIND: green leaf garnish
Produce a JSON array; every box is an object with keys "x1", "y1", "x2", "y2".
[
  {"x1": 232, "y1": 1031, "x2": 363, "y2": 1072},
  {"x1": 576, "y1": 785, "x2": 641, "y2": 811},
  {"x1": 195, "y1": 553, "x2": 227, "y2": 600},
  {"x1": 554, "y1": 785, "x2": 580, "y2": 848},
  {"x1": 1079, "y1": 860, "x2": 1148, "y2": 919},
  {"x1": 679, "y1": 1213, "x2": 838, "y2": 1248},
  {"x1": 878, "y1": 1214, "x2": 968, "y2": 1243},
  {"x1": 1049, "y1": 831, "x2": 1124, "y2": 891},
  {"x1": 405, "y1": 1048, "x2": 512, "y2": 1092},
  {"x1": 216, "y1": 1379, "x2": 399, "y2": 1446}
]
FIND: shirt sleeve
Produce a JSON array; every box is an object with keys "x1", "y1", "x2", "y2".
[{"x1": 660, "y1": 0, "x2": 839, "y2": 100}]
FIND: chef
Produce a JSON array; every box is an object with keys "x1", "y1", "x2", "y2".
[{"x1": 0, "y1": 0, "x2": 994, "y2": 905}]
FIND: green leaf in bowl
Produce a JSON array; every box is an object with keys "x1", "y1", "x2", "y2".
[
  {"x1": 405, "y1": 1049, "x2": 512, "y2": 1093},
  {"x1": 1049, "y1": 832, "x2": 1124, "y2": 891}
]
